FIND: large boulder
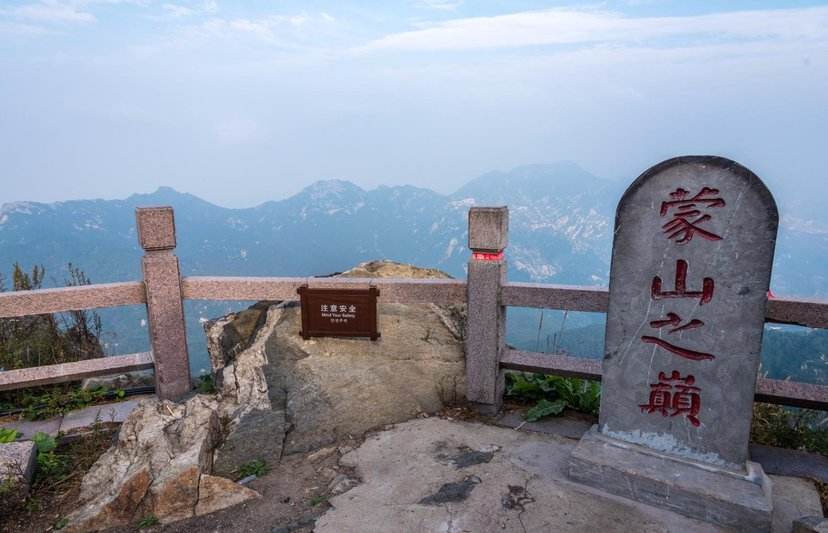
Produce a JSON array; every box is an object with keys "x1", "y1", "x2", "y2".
[
  {"x1": 65, "y1": 395, "x2": 259, "y2": 531},
  {"x1": 209, "y1": 260, "x2": 466, "y2": 477}
]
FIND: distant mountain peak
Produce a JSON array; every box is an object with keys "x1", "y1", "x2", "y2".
[
  {"x1": 125, "y1": 186, "x2": 220, "y2": 210},
  {"x1": 452, "y1": 161, "x2": 609, "y2": 203},
  {"x1": 300, "y1": 179, "x2": 364, "y2": 200}
]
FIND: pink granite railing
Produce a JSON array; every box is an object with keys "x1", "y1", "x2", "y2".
[{"x1": 0, "y1": 206, "x2": 827, "y2": 411}]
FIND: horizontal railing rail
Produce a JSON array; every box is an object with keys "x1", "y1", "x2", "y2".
[
  {"x1": 0, "y1": 351, "x2": 154, "y2": 391},
  {"x1": 499, "y1": 348, "x2": 828, "y2": 410},
  {"x1": 0, "y1": 281, "x2": 146, "y2": 319},
  {"x1": 182, "y1": 276, "x2": 466, "y2": 305},
  {"x1": 0, "y1": 205, "x2": 826, "y2": 411},
  {"x1": 501, "y1": 282, "x2": 828, "y2": 329},
  {"x1": 2, "y1": 275, "x2": 826, "y2": 408}
]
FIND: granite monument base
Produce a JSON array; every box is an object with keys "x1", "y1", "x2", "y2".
[{"x1": 567, "y1": 427, "x2": 773, "y2": 532}]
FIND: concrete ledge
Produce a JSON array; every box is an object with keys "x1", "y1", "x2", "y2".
[
  {"x1": 567, "y1": 427, "x2": 773, "y2": 532},
  {"x1": 0, "y1": 441, "x2": 36, "y2": 497}
]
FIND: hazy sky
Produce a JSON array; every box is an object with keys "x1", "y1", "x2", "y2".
[{"x1": 1, "y1": 1, "x2": 826, "y2": 208}]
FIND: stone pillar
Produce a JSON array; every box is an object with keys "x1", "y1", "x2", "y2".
[
  {"x1": 465, "y1": 207, "x2": 508, "y2": 414},
  {"x1": 567, "y1": 156, "x2": 779, "y2": 531},
  {"x1": 136, "y1": 206, "x2": 191, "y2": 401}
]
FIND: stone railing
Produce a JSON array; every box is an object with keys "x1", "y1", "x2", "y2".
[{"x1": 0, "y1": 206, "x2": 826, "y2": 411}]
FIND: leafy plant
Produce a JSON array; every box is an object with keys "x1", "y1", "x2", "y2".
[
  {"x1": 136, "y1": 514, "x2": 160, "y2": 529},
  {"x1": 196, "y1": 374, "x2": 216, "y2": 394},
  {"x1": 310, "y1": 494, "x2": 328, "y2": 507},
  {"x1": 33, "y1": 431, "x2": 56, "y2": 453},
  {"x1": 32, "y1": 431, "x2": 67, "y2": 478},
  {"x1": 751, "y1": 403, "x2": 828, "y2": 455},
  {"x1": 525, "y1": 399, "x2": 567, "y2": 422},
  {"x1": 0, "y1": 428, "x2": 20, "y2": 443},
  {"x1": 54, "y1": 517, "x2": 69, "y2": 530},
  {"x1": 505, "y1": 372, "x2": 601, "y2": 421},
  {"x1": 237, "y1": 459, "x2": 269, "y2": 479},
  {"x1": 1, "y1": 384, "x2": 126, "y2": 421}
]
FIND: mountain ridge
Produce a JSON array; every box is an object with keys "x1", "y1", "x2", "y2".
[{"x1": 1, "y1": 162, "x2": 826, "y2": 379}]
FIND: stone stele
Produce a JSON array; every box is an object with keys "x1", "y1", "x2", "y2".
[{"x1": 568, "y1": 156, "x2": 779, "y2": 531}]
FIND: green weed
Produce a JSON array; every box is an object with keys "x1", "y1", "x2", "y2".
[
  {"x1": 136, "y1": 514, "x2": 160, "y2": 529},
  {"x1": 505, "y1": 372, "x2": 601, "y2": 421},
  {"x1": 237, "y1": 459, "x2": 269, "y2": 479},
  {"x1": 0, "y1": 385, "x2": 126, "y2": 421},
  {"x1": 196, "y1": 374, "x2": 217, "y2": 394},
  {"x1": 0, "y1": 428, "x2": 20, "y2": 443},
  {"x1": 310, "y1": 494, "x2": 328, "y2": 507},
  {"x1": 751, "y1": 403, "x2": 828, "y2": 455}
]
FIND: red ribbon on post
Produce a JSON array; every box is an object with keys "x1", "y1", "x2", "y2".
[{"x1": 472, "y1": 251, "x2": 504, "y2": 261}]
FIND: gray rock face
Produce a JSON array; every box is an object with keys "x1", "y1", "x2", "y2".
[
  {"x1": 208, "y1": 261, "x2": 466, "y2": 477},
  {"x1": 599, "y1": 156, "x2": 778, "y2": 468}
]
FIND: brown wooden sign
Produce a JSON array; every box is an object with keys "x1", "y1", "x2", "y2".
[{"x1": 298, "y1": 285, "x2": 380, "y2": 340}]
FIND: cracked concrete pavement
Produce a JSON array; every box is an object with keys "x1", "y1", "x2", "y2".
[{"x1": 314, "y1": 417, "x2": 824, "y2": 533}]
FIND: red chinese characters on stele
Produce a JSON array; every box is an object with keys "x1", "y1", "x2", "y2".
[
  {"x1": 639, "y1": 186, "x2": 725, "y2": 427},
  {"x1": 642, "y1": 260, "x2": 716, "y2": 362},
  {"x1": 660, "y1": 187, "x2": 725, "y2": 244},
  {"x1": 639, "y1": 371, "x2": 701, "y2": 427}
]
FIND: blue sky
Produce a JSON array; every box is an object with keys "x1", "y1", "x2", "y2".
[{"x1": 1, "y1": 1, "x2": 826, "y2": 209}]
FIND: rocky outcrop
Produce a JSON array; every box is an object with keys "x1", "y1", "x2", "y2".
[
  {"x1": 65, "y1": 396, "x2": 260, "y2": 531},
  {"x1": 66, "y1": 260, "x2": 465, "y2": 531},
  {"x1": 209, "y1": 260, "x2": 466, "y2": 477}
]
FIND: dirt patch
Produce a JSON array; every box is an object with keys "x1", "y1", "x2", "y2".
[
  {"x1": 1, "y1": 424, "x2": 119, "y2": 533},
  {"x1": 133, "y1": 435, "x2": 364, "y2": 533}
]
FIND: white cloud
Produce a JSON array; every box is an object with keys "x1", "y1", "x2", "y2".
[
  {"x1": 415, "y1": 0, "x2": 462, "y2": 11},
  {"x1": 2, "y1": 0, "x2": 150, "y2": 26},
  {"x1": 202, "y1": 0, "x2": 217, "y2": 15},
  {"x1": 360, "y1": 6, "x2": 828, "y2": 52},
  {"x1": 0, "y1": 20, "x2": 50, "y2": 35},
  {"x1": 162, "y1": 3, "x2": 194, "y2": 18},
  {"x1": 13, "y1": 1, "x2": 96, "y2": 23}
]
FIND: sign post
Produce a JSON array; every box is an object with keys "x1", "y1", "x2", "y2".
[{"x1": 567, "y1": 156, "x2": 778, "y2": 531}]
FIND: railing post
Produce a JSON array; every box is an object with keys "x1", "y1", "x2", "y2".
[
  {"x1": 465, "y1": 206, "x2": 508, "y2": 414},
  {"x1": 136, "y1": 206, "x2": 191, "y2": 401}
]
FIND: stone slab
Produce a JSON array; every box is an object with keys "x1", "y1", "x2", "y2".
[
  {"x1": 1, "y1": 416, "x2": 62, "y2": 440},
  {"x1": 750, "y1": 443, "x2": 828, "y2": 483},
  {"x1": 568, "y1": 427, "x2": 773, "y2": 531},
  {"x1": 59, "y1": 399, "x2": 143, "y2": 434},
  {"x1": 600, "y1": 156, "x2": 778, "y2": 467},
  {"x1": 771, "y1": 476, "x2": 825, "y2": 533},
  {"x1": 794, "y1": 516, "x2": 828, "y2": 533},
  {"x1": 0, "y1": 441, "x2": 36, "y2": 491},
  {"x1": 314, "y1": 418, "x2": 817, "y2": 533}
]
